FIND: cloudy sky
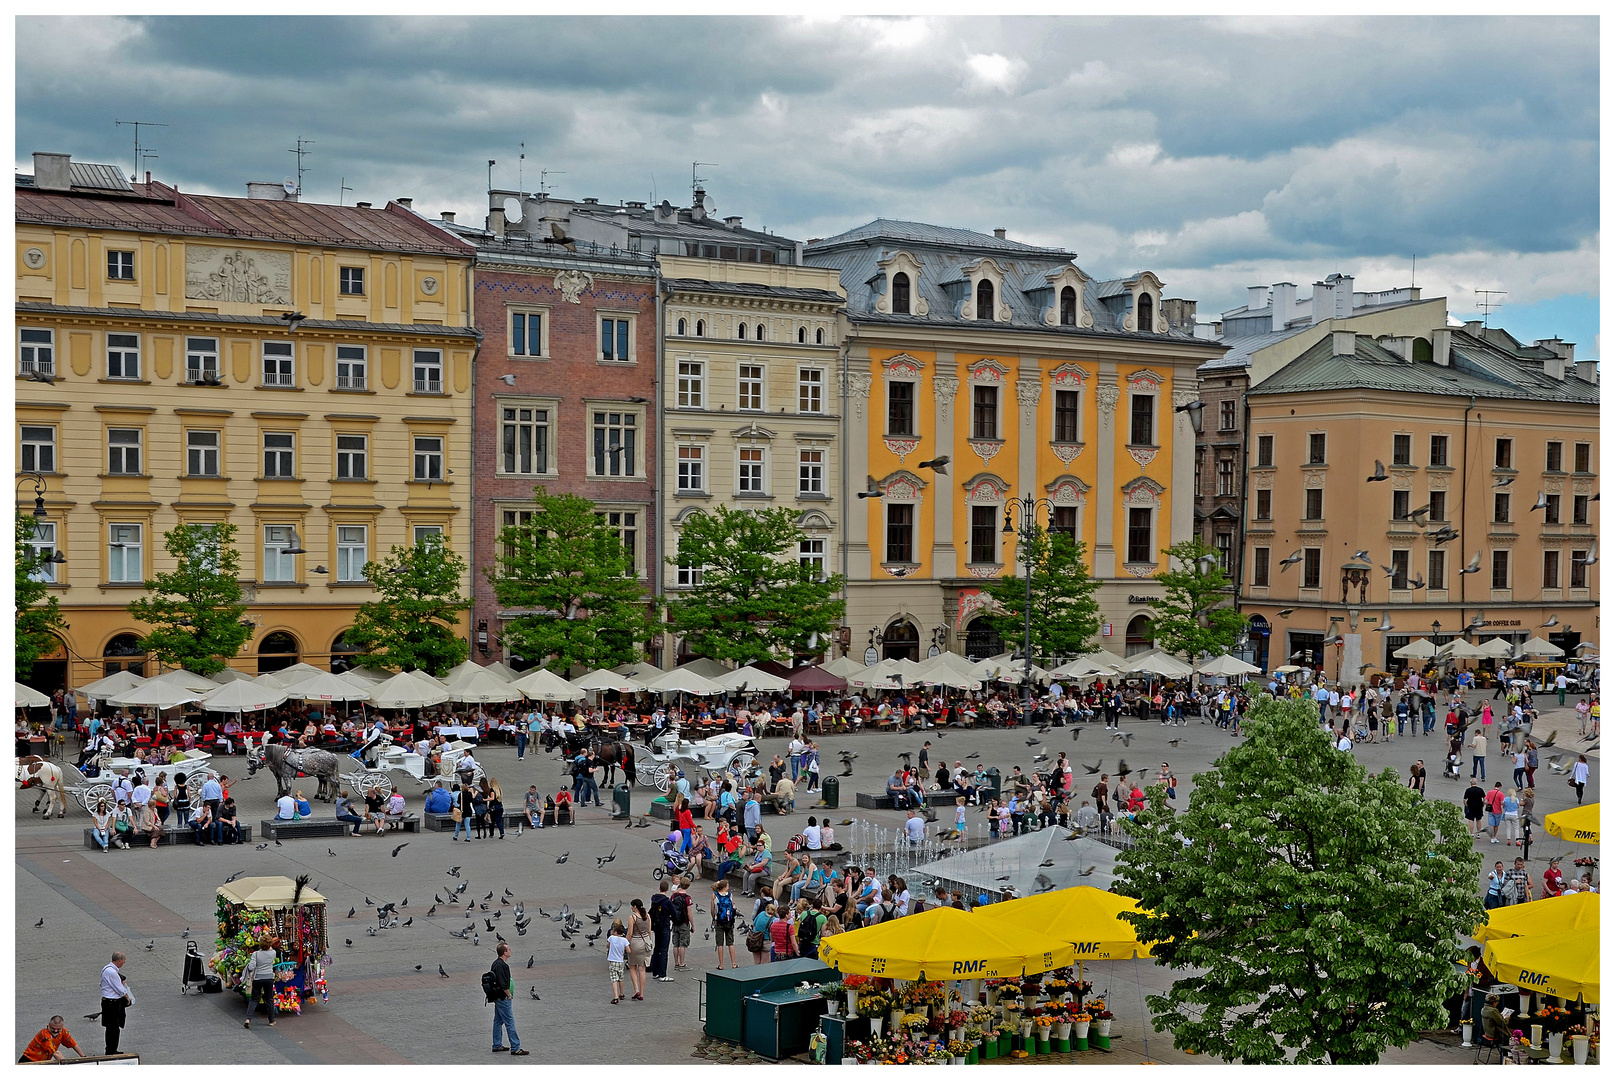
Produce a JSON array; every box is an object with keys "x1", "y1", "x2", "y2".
[{"x1": 17, "y1": 15, "x2": 1599, "y2": 354}]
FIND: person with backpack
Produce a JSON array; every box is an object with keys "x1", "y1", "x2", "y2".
[
  {"x1": 648, "y1": 880, "x2": 675, "y2": 982},
  {"x1": 485, "y1": 942, "x2": 526, "y2": 1054},
  {"x1": 711, "y1": 880, "x2": 738, "y2": 970},
  {"x1": 669, "y1": 878, "x2": 694, "y2": 972},
  {"x1": 795, "y1": 897, "x2": 822, "y2": 958}
]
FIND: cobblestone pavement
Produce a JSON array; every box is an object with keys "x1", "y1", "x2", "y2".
[{"x1": 15, "y1": 699, "x2": 1598, "y2": 1063}]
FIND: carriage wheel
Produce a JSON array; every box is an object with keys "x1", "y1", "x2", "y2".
[
  {"x1": 655, "y1": 763, "x2": 677, "y2": 794},
  {"x1": 726, "y1": 752, "x2": 756, "y2": 781},
  {"x1": 358, "y1": 772, "x2": 394, "y2": 799},
  {"x1": 78, "y1": 783, "x2": 115, "y2": 812}
]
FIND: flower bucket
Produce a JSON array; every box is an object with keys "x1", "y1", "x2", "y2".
[
  {"x1": 870, "y1": 1017, "x2": 884, "y2": 1037},
  {"x1": 1036, "y1": 1036, "x2": 1050, "y2": 1055},
  {"x1": 983, "y1": 1041, "x2": 999, "y2": 1061},
  {"x1": 847, "y1": 990, "x2": 859, "y2": 1017},
  {"x1": 966, "y1": 1048, "x2": 978, "y2": 1065},
  {"x1": 1055, "y1": 1039, "x2": 1072, "y2": 1054},
  {"x1": 1096, "y1": 1019, "x2": 1112, "y2": 1037},
  {"x1": 1549, "y1": 1032, "x2": 1565, "y2": 1060},
  {"x1": 1572, "y1": 1035, "x2": 1589, "y2": 1065},
  {"x1": 1023, "y1": 993, "x2": 1040, "y2": 1010},
  {"x1": 951, "y1": 1028, "x2": 963, "y2": 1043},
  {"x1": 1461, "y1": 1022, "x2": 1473, "y2": 1048},
  {"x1": 952, "y1": 1057, "x2": 965, "y2": 1066},
  {"x1": 1074, "y1": 1019, "x2": 1091, "y2": 1039},
  {"x1": 1055, "y1": 1021, "x2": 1072, "y2": 1040},
  {"x1": 891, "y1": 1010, "x2": 904, "y2": 1030},
  {"x1": 998, "y1": 1032, "x2": 1012, "y2": 1055},
  {"x1": 1020, "y1": 1021, "x2": 1034, "y2": 1038},
  {"x1": 826, "y1": 1000, "x2": 841, "y2": 1017},
  {"x1": 1062, "y1": 992, "x2": 1074, "y2": 1004}
]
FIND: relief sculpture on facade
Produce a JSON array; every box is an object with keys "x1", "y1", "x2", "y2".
[{"x1": 185, "y1": 246, "x2": 291, "y2": 305}]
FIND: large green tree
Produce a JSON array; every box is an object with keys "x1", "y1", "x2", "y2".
[
  {"x1": 666, "y1": 505, "x2": 845, "y2": 665},
  {"x1": 126, "y1": 522, "x2": 252, "y2": 676},
  {"x1": 1115, "y1": 693, "x2": 1482, "y2": 1064},
  {"x1": 984, "y1": 527, "x2": 1102, "y2": 660},
  {"x1": 1151, "y1": 537, "x2": 1246, "y2": 660},
  {"x1": 486, "y1": 489, "x2": 658, "y2": 672},
  {"x1": 15, "y1": 516, "x2": 68, "y2": 677},
  {"x1": 345, "y1": 532, "x2": 469, "y2": 676}
]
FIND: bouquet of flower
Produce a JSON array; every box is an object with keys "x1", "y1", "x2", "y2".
[
  {"x1": 1019, "y1": 977, "x2": 1044, "y2": 995},
  {"x1": 1044, "y1": 977, "x2": 1070, "y2": 995},
  {"x1": 904, "y1": 1013, "x2": 930, "y2": 1034},
  {"x1": 926, "y1": 1013, "x2": 948, "y2": 1034},
  {"x1": 1002, "y1": 1000, "x2": 1023, "y2": 1015},
  {"x1": 843, "y1": 973, "x2": 872, "y2": 991},
  {"x1": 948, "y1": 1009, "x2": 969, "y2": 1028},
  {"x1": 859, "y1": 990, "x2": 890, "y2": 1016},
  {"x1": 969, "y1": 1005, "x2": 996, "y2": 1027},
  {"x1": 1092, "y1": 1005, "x2": 1114, "y2": 1021},
  {"x1": 947, "y1": 1039, "x2": 970, "y2": 1055},
  {"x1": 1566, "y1": 1024, "x2": 1589, "y2": 1038},
  {"x1": 1072, "y1": 980, "x2": 1093, "y2": 995},
  {"x1": 1072, "y1": 1011, "x2": 1092, "y2": 1023},
  {"x1": 1033, "y1": 1015, "x2": 1056, "y2": 1030},
  {"x1": 820, "y1": 981, "x2": 846, "y2": 1000},
  {"x1": 1536, "y1": 1006, "x2": 1574, "y2": 1033}
]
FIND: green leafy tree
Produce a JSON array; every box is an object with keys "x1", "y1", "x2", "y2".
[
  {"x1": 486, "y1": 489, "x2": 658, "y2": 672},
  {"x1": 15, "y1": 516, "x2": 68, "y2": 677},
  {"x1": 984, "y1": 527, "x2": 1102, "y2": 661},
  {"x1": 1151, "y1": 537, "x2": 1246, "y2": 660},
  {"x1": 126, "y1": 522, "x2": 252, "y2": 676},
  {"x1": 666, "y1": 505, "x2": 845, "y2": 665},
  {"x1": 1115, "y1": 693, "x2": 1482, "y2": 1064},
  {"x1": 345, "y1": 532, "x2": 469, "y2": 676}
]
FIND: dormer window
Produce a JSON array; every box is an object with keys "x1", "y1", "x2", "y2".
[
  {"x1": 1137, "y1": 292, "x2": 1155, "y2": 334},
  {"x1": 976, "y1": 280, "x2": 995, "y2": 321},
  {"x1": 891, "y1": 272, "x2": 911, "y2": 315},
  {"x1": 1060, "y1": 287, "x2": 1078, "y2": 326}
]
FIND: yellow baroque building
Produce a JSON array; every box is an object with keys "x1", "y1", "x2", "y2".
[
  {"x1": 805, "y1": 220, "x2": 1225, "y2": 661},
  {"x1": 15, "y1": 153, "x2": 475, "y2": 691}
]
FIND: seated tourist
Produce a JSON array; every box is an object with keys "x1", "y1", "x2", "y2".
[
  {"x1": 334, "y1": 789, "x2": 364, "y2": 836},
  {"x1": 384, "y1": 790, "x2": 406, "y2": 830},
  {"x1": 273, "y1": 794, "x2": 297, "y2": 821},
  {"x1": 216, "y1": 797, "x2": 242, "y2": 844},
  {"x1": 423, "y1": 781, "x2": 453, "y2": 815}
]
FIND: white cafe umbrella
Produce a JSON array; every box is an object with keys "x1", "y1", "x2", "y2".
[
  {"x1": 613, "y1": 661, "x2": 666, "y2": 682},
  {"x1": 820, "y1": 655, "x2": 869, "y2": 680},
  {"x1": 573, "y1": 669, "x2": 648, "y2": 694},
  {"x1": 917, "y1": 667, "x2": 982, "y2": 690},
  {"x1": 339, "y1": 668, "x2": 387, "y2": 691},
  {"x1": 483, "y1": 660, "x2": 521, "y2": 682},
  {"x1": 144, "y1": 668, "x2": 224, "y2": 694},
  {"x1": 366, "y1": 670, "x2": 451, "y2": 710},
  {"x1": 1196, "y1": 653, "x2": 1261, "y2": 677},
  {"x1": 913, "y1": 651, "x2": 980, "y2": 680},
  {"x1": 15, "y1": 682, "x2": 51, "y2": 708},
  {"x1": 711, "y1": 666, "x2": 791, "y2": 694},
  {"x1": 642, "y1": 668, "x2": 724, "y2": 696},
  {"x1": 1051, "y1": 656, "x2": 1115, "y2": 679},
  {"x1": 676, "y1": 657, "x2": 730, "y2": 680},
  {"x1": 1393, "y1": 638, "x2": 1439, "y2": 660},
  {"x1": 1439, "y1": 639, "x2": 1489, "y2": 660},
  {"x1": 1475, "y1": 637, "x2": 1517, "y2": 659},
  {"x1": 509, "y1": 667, "x2": 587, "y2": 702},
  {"x1": 272, "y1": 661, "x2": 327, "y2": 682},
  {"x1": 845, "y1": 667, "x2": 900, "y2": 690},
  {"x1": 341, "y1": 666, "x2": 394, "y2": 684},
  {"x1": 199, "y1": 680, "x2": 288, "y2": 714},
  {"x1": 451, "y1": 668, "x2": 528, "y2": 704},
  {"x1": 1516, "y1": 636, "x2": 1565, "y2": 658},
  {"x1": 288, "y1": 672, "x2": 373, "y2": 703},
  {"x1": 76, "y1": 670, "x2": 146, "y2": 701},
  {"x1": 208, "y1": 668, "x2": 258, "y2": 685},
  {"x1": 107, "y1": 682, "x2": 205, "y2": 710},
  {"x1": 1118, "y1": 650, "x2": 1194, "y2": 678},
  {"x1": 443, "y1": 659, "x2": 513, "y2": 689}
]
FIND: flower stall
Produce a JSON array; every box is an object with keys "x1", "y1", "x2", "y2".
[{"x1": 211, "y1": 874, "x2": 329, "y2": 1018}]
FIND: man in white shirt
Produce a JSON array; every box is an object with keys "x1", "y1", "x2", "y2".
[
  {"x1": 903, "y1": 809, "x2": 926, "y2": 845},
  {"x1": 99, "y1": 952, "x2": 131, "y2": 1055},
  {"x1": 130, "y1": 780, "x2": 150, "y2": 808},
  {"x1": 1335, "y1": 733, "x2": 1353, "y2": 753},
  {"x1": 787, "y1": 736, "x2": 806, "y2": 781},
  {"x1": 801, "y1": 817, "x2": 823, "y2": 851},
  {"x1": 1327, "y1": 688, "x2": 1341, "y2": 722},
  {"x1": 274, "y1": 794, "x2": 297, "y2": 820}
]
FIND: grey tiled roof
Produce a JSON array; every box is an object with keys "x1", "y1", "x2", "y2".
[
  {"x1": 809, "y1": 218, "x2": 1063, "y2": 254},
  {"x1": 1199, "y1": 322, "x2": 1313, "y2": 373},
  {"x1": 662, "y1": 278, "x2": 844, "y2": 304}
]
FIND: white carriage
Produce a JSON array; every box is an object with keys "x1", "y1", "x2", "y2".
[
  {"x1": 636, "y1": 727, "x2": 759, "y2": 793},
  {"x1": 338, "y1": 731, "x2": 438, "y2": 800},
  {"x1": 66, "y1": 748, "x2": 222, "y2": 812}
]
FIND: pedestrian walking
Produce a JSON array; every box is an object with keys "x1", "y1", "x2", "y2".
[
  {"x1": 1571, "y1": 754, "x2": 1590, "y2": 804},
  {"x1": 626, "y1": 899, "x2": 651, "y2": 999},
  {"x1": 1469, "y1": 730, "x2": 1488, "y2": 779},
  {"x1": 98, "y1": 952, "x2": 131, "y2": 1055},
  {"x1": 241, "y1": 938, "x2": 278, "y2": 1028},
  {"x1": 607, "y1": 920, "x2": 630, "y2": 1004},
  {"x1": 1463, "y1": 779, "x2": 1486, "y2": 837},
  {"x1": 487, "y1": 942, "x2": 527, "y2": 1054},
  {"x1": 649, "y1": 880, "x2": 675, "y2": 982},
  {"x1": 711, "y1": 880, "x2": 739, "y2": 971}
]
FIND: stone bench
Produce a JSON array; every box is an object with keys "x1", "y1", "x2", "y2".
[
  {"x1": 260, "y1": 818, "x2": 350, "y2": 840},
  {"x1": 854, "y1": 791, "x2": 956, "y2": 811},
  {"x1": 423, "y1": 812, "x2": 458, "y2": 832},
  {"x1": 84, "y1": 823, "x2": 252, "y2": 849}
]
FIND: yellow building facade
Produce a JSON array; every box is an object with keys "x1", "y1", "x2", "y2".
[{"x1": 15, "y1": 154, "x2": 475, "y2": 691}]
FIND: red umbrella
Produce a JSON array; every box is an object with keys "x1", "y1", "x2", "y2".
[{"x1": 788, "y1": 665, "x2": 847, "y2": 693}]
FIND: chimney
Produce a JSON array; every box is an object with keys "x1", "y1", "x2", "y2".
[
  {"x1": 1332, "y1": 330, "x2": 1357, "y2": 357},
  {"x1": 993, "y1": 228, "x2": 1007, "y2": 240},
  {"x1": 355, "y1": 201, "x2": 373, "y2": 210},
  {"x1": 1544, "y1": 355, "x2": 1566, "y2": 381},
  {"x1": 581, "y1": 197, "x2": 599, "y2": 206},
  {"x1": 724, "y1": 215, "x2": 743, "y2": 229},
  {"x1": 488, "y1": 205, "x2": 506, "y2": 238},
  {"x1": 1574, "y1": 359, "x2": 1599, "y2": 384},
  {"x1": 32, "y1": 152, "x2": 72, "y2": 191},
  {"x1": 1335, "y1": 274, "x2": 1355, "y2": 315},
  {"x1": 1535, "y1": 337, "x2": 1575, "y2": 362},
  {"x1": 440, "y1": 211, "x2": 455, "y2": 224},
  {"x1": 395, "y1": 197, "x2": 413, "y2": 210},
  {"x1": 1311, "y1": 280, "x2": 1333, "y2": 325},
  {"x1": 690, "y1": 188, "x2": 707, "y2": 222},
  {"x1": 245, "y1": 181, "x2": 290, "y2": 201},
  {"x1": 1271, "y1": 282, "x2": 1298, "y2": 328},
  {"x1": 1247, "y1": 285, "x2": 1269, "y2": 311},
  {"x1": 1431, "y1": 327, "x2": 1452, "y2": 366},
  {"x1": 1380, "y1": 335, "x2": 1415, "y2": 362}
]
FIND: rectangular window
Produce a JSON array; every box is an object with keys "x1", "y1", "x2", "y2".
[
  {"x1": 738, "y1": 447, "x2": 765, "y2": 493},
  {"x1": 1256, "y1": 434, "x2": 1274, "y2": 467},
  {"x1": 1195, "y1": 451, "x2": 1203, "y2": 495},
  {"x1": 107, "y1": 428, "x2": 142, "y2": 475},
  {"x1": 19, "y1": 328, "x2": 54, "y2": 377},
  {"x1": 510, "y1": 311, "x2": 545, "y2": 358},
  {"x1": 1255, "y1": 488, "x2": 1272, "y2": 520},
  {"x1": 1130, "y1": 395, "x2": 1154, "y2": 445},
  {"x1": 1428, "y1": 491, "x2": 1447, "y2": 522},
  {"x1": 1546, "y1": 441, "x2": 1563, "y2": 472},
  {"x1": 262, "y1": 432, "x2": 295, "y2": 478},
  {"x1": 1428, "y1": 550, "x2": 1446, "y2": 590},
  {"x1": 797, "y1": 368, "x2": 823, "y2": 414},
  {"x1": 500, "y1": 406, "x2": 549, "y2": 475},
  {"x1": 973, "y1": 385, "x2": 999, "y2": 440},
  {"x1": 969, "y1": 505, "x2": 998, "y2": 564},
  {"x1": 799, "y1": 539, "x2": 826, "y2": 580},
  {"x1": 336, "y1": 525, "x2": 368, "y2": 582},
  {"x1": 1307, "y1": 433, "x2": 1326, "y2": 464},
  {"x1": 676, "y1": 559, "x2": 703, "y2": 587},
  {"x1": 598, "y1": 510, "x2": 639, "y2": 570},
  {"x1": 1392, "y1": 490, "x2": 1410, "y2": 520},
  {"x1": 1545, "y1": 494, "x2": 1561, "y2": 524},
  {"x1": 1543, "y1": 550, "x2": 1560, "y2": 589},
  {"x1": 20, "y1": 425, "x2": 55, "y2": 473},
  {"x1": 413, "y1": 525, "x2": 443, "y2": 547},
  {"x1": 108, "y1": 523, "x2": 142, "y2": 583},
  {"x1": 886, "y1": 504, "x2": 914, "y2": 564},
  {"x1": 1390, "y1": 549, "x2": 1410, "y2": 589},
  {"x1": 1051, "y1": 505, "x2": 1077, "y2": 541},
  {"x1": 1429, "y1": 434, "x2": 1449, "y2": 467},
  {"x1": 1302, "y1": 548, "x2": 1322, "y2": 589},
  {"x1": 1491, "y1": 550, "x2": 1509, "y2": 590},
  {"x1": 592, "y1": 411, "x2": 637, "y2": 477},
  {"x1": 186, "y1": 430, "x2": 220, "y2": 476},
  {"x1": 500, "y1": 509, "x2": 534, "y2": 564},
  {"x1": 1252, "y1": 546, "x2": 1270, "y2": 587},
  {"x1": 336, "y1": 434, "x2": 367, "y2": 479},
  {"x1": 798, "y1": 449, "x2": 824, "y2": 495},
  {"x1": 1495, "y1": 438, "x2": 1513, "y2": 469},
  {"x1": 412, "y1": 350, "x2": 442, "y2": 394},
  {"x1": 335, "y1": 345, "x2": 367, "y2": 390},
  {"x1": 185, "y1": 337, "x2": 219, "y2": 383},
  {"x1": 1570, "y1": 551, "x2": 1588, "y2": 589},
  {"x1": 677, "y1": 361, "x2": 704, "y2": 409},
  {"x1": 1126, "y1": 508, "x2": 1153, "y2": 564},
  {"x1": 1216, "y1": 458, "x2": 1235, "y2": 496},
  {"x1": 412, "y1": 435, "x2": 443, "y2": 481},
  {"x1": 262, "y1": 341, "x2": 294, "y2": 386},
  {"x1": 261, "y1": 526, "x2": 297, "y2": 582},
  {"x1": 26, "y1": 522, "x2": 56, "y2": 584},
  {"x1": 107, "y1": 333, "x2": 141, "y2": 379},
  {"x1": 1574, "y1": 442, "x2": 1592, "y2": 473},
  {"x1": 1054, "y1": 390, "x2": 1081, "y2": 442},
  {"x1": 339, "y1": 266, "x2": 365, "y2": 295},
  {"x1": 107, "y1": 249, "x2": 135, "y2": 280},
  {"x1": 1215, "y1": 532, "x2": 1234, "y2": 571},
  {"x1": 738, "y1": 365, "x2": 764, "y2": 411},
  {"x1": 600, "y1": 317, "x2": 632, "y2": 362},
  {"x1": 1493, "y1": 493, "x2": 1510, "y2": 524},
  {"x1": 1392, "y1": 433, "x2": 1412, "y2": 466},
  {"x1": 676, "y1": 445, "x2": 704, "y2": 492},
  {"x1": 1219, "y1": 399, "x2": 1236, "y2": 431},
  {"x1": 1304, "y1": 488, "x2": 1324, "y2": 520},
  {"x1": 1573, "y1": 495, "x2": 1590, "y2": 525},
  {"x1": 887, "y1": 381, "x2": 915, "y2": 436}
]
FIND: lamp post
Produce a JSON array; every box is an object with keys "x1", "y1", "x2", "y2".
[
  {"x1": 15, "y1": 471, "x2": 68, "y2": 570},
  {"x1": 1002, "y1": 495, "x2": 1056, "y2": 721}
]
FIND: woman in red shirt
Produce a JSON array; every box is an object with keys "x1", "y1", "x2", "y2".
[{"x1": 674, "y1": 797, "x2": 696, "y2": 853}]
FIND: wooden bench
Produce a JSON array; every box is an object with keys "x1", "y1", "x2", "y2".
[
  {"x1": 259, "y1": 818, "x2": 350, "y2": 840},
  {"x1": 83, "y1": 823, "x2": 252, "y2": 849},
  {"x1": 854, "y1": 791, "x2": 957, "y2": 811}
]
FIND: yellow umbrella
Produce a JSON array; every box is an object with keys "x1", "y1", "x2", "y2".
[
  {"x1": 1482, "y1": 930, "x2": 1600, "y2": 1003},
  {"x1": 973, "y1": 886, "x2": 1154, "y2": 960},
  {"x1": 819, "y1": 907, "x2": 1075, "y2": 981},
  {"x1": 1545, "y1": 802, "x2": 1599, "y2": 844},
  {"x1": 1474, "y1": 892, "x2": 1599, "y2": 943}
]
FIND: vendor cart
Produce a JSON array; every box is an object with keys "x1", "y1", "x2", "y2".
[{"x1": 210, "y1": 875, "x2": 329, "y2": 1018}]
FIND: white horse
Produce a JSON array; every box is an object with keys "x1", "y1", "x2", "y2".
[{"x1": 17, "y1": 756, "x2": 68, "y2": 819}]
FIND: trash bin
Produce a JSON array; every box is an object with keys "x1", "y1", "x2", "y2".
[
  {"x1": 612, "y1": 783, "x2": 631, "y2": 820},
  {"x1": 983, "y1": 768, "x2": 1002, "y2": 801},
  {"x1": 820, "y1": 776, "x2": 839, "y2": 809}
]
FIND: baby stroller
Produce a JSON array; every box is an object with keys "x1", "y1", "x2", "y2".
[
  {"x1": 1443, "y1": 753, "x2": 1461, "y2": 780},
  {"x1": 653, "y1": 833, "x2": 691, "y2": 881}
]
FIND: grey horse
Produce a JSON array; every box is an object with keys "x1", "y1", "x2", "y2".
[{"x1": 247, "y1": 734, "x2": 342, "y2": 802}]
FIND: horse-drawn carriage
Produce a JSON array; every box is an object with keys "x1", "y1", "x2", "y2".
[
  {"x1": 17, "y1": 748, "x2": 223, "y2": 817},
  {"x1": 246, "y1": 731, "x2": 465, "y2": 802},
  {"x1": 635, "y1": 728, "x2": 758, "y2": 793}
]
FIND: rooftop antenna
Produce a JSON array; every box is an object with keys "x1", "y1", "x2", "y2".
[
  {"x1": 114, "y1": 119, "x2": 168, "y2": 183},
  {"x1": 287, "y1": 136, "x2": 313, "y2": 196},
  {"x1": 1410, "y1": 254, "x2": 1416, "y2": 290},
  {"x1": 692, "y1": 161, "x2": 719, "y2": 194},
  {"x1": 650, "y1": 172, "x2": 657, "y2": 204},
  {"x1": 518, "y1": 142, "x2": 525, "y2": 195},
  {"x1": 339, "y1": 177, "x2": 353, "y2": 206},
  {"x1": 1475, "y1": 289, "x2": 1507, "y2": 328},
  {"x1": 539, "y1": 168, "x2": 565, "y2": 199},
  {"x1": 487, "y1": 159, "x2": 496, "y2": 194}
]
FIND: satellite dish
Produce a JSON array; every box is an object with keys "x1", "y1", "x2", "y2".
[
  {"x1": 283, "y1": 177, "x2": 297, "y2": 194},
  {"x1": 659, "y1": 200, "x2": 673, "y2": 218},
  {"x1": 502, "y1": 197, "x2": 523, "y2": 224},
  {"x1": 700, "y1": 195, "x2": 716, "y2": 215}
]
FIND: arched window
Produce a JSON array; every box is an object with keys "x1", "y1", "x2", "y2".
[
  {"x1": 677, "y1": 318, "x2": 687, "y2": 336},
  {"x1": 963, "y1": 617, "x2": 1004, "y2": 660},
  {"x1": 976, "y1": 279, "x2": 995, "y2": 321},
  {"x1": 330, "y1": 631, "x2": 359, "y2": 674},
  {"x1": 882, "y1": 619, "x2": 920, "y2": 662},
  {"x1": 1137, "y1": 292, "x2": 1154, "y2": 334},
  {"x1": 257, "y1": 631, "x2": 300, "y2": 674},
  {"x1": 103, "y1": 633, "x2": 146, "y2": 678},
  {"x1": 1060, "y1": 286, "x2": 1078, "y2": 326},
  {"x1": 1125, "y1": 614, "x2": 1154, "y2": 658},
  {"x1": 891, "y1": 272, "x2": 911, "y2": 315},
  {"x1": 695, "y1": 320, "x2": 705, "y2": 337},
  {"x1": 738, "y1": 322, "x2": 748, "y2": 339},
  {"x1": 755, "y1": 323, "x2": 765, "y2": 341},
  {"x1": 815, "y1": 328, "x2": 825, "y2": 344},
  {"x1": 798, "y1": 326, "x2": 807, "y2": 343}
]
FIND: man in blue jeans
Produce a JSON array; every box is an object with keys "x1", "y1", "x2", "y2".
[{"x1": 488, "y1": 943, "x2": 528, "y2": 1055}]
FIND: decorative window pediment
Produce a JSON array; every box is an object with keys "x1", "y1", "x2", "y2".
[
  {"x1": 1127, "y1": 368, "x2": 1166, "y2": 394},
  {"x1": 1125, "y1": 271, "x2": 1165, "y2": 334},
  {"x1": 962, "y1": 473, "x2": 1011, "y2": 504},
  {"x1": 966, "y1": 357, "x2": 1009, "y2": 384},
  {"x1": 730, "y1": 422, "x2": 776, "y2": 441},
  {"x1": 960, "y1": 257, "x2": 1011, "y2": 323},
  {"x1": 1050, "y1": 363, "x2": 1088, "y2": 389},
  {"x1": 797, "y1": 509, "x2": 834, "y2": 532},
  {"x1": 1042, "y1": 265, "x2": 1094, "y2": 328},
  {"x1": 877, "y1": 469, "x2": 929, "y2": 501},
  {"x1": 1045, "y1": 474, "x2": 1090, "y2": 505},
  {"x1": 882, "y1": 353, "x2": 925, "y2": 381},
  {"x1": 873, "y1": 250, "x2": 928, "y2": 317},
  {"x1": 1121, "y1": 476, "x2": 1166, "y2": 508}
]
